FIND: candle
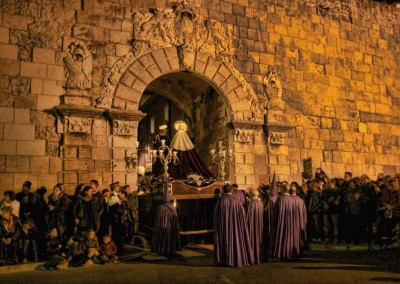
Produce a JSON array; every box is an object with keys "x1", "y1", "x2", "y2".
[
  {"x1": 229, "y1": 149, "x2": 233, "y2": 156},
  {"x1": 173, "y1": 151, "x2": 178, "y2": 157},
  {"x1": 152, "y1": 150, "x2": 158, "y2": 157},
  {"x1": 161, "y1": 139, "x2": 166, "y2": 146}
]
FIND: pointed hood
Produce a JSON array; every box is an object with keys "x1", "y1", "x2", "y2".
[{"x1": 269, "y1": 172, "x2": 278, "y2": 203}]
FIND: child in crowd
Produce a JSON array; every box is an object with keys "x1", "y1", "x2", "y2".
[
  {"x1": 67, "y1": 233, "x2": 87, "y2": 267},
  {"x1": 40, "y1": 227, "x2": 64, "y2": 270},
  {"x1": 85, "y1": 229, "x2": 103, "y2": 264},
  {"x1": 100, "y1": 234, "x2": 118, "y2": 263}
]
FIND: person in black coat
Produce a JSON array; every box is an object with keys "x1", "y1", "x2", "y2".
[
  {"x1": 16, "y1": 181, "x2": 36, "y2": 223},
  {"x1": 47, "y1": 185, "x2": 70, "y2": 240},
  {"x1": 73, "y1": 186, "x2": 95, "y2": 234},
  {"x1": 0, "y1": 206, "x2": 21, "y2": 264}
]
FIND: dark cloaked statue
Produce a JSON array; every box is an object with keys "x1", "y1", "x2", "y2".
[
  {"x1": 214, "y1": 184, "x2": 254, "y2": 267},
  {"x1": 151, "y1": 184, "x2": 181, "y2": 256}
]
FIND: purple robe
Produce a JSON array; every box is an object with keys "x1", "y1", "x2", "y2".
[
  {"x1": 151, "y1": 186, "x2": 181, "y2": 255},
  {"x1": 214, "y1": 194, "x2": 254, "y2": 267},
  {"x1": 246, "y1": 198, "x2": 264, "y2": 264},
  {"x1": 233, "y1": 189, "x2": 246, "y2": 206},
  {"x1": 269, "y1": 193, "x2": 297, "y2": 259},
  {"x1": 264, "y1": 197, "x2": 279, "y2": 257},
  {"x1": 292, "y1": 195, "x2": 307, "y2": 257},
  {"x1": 265, "y1": 173, "x2": 279, "y2": 257}
]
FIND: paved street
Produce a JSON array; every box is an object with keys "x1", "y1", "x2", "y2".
[{"x1": 0, "y1": 244, "x2": 399, "y2": 284}]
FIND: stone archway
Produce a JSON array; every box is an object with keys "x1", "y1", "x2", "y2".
[
  {"x1": 110, "y1": 47, "x2": 250, "y2": 122},
  {"x1": 55, "y1": 2, "x2": 279, "y2": 190},
  {"x1": 88, "y1": 1, "x2": 272, "y2": 187},
  {"x1": 101, "y1": 47, "x2": 267, "y2": 186}
]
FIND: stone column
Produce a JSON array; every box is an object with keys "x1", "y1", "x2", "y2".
[
  {"x1": 55, "y1": 105, "x2": 106, "y2": 191},
  {"x1": 107, "y1": 109, "x2": 145, "y2": 188},
  {"x1": 231, "y1": 120, "x2": 266, "y2": 187}
]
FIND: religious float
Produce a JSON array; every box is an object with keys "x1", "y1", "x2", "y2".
[{"x1": 138, "y1": 121, "x2": 229, "y2": 242}]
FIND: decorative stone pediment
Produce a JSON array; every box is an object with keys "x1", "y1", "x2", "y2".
[
  {"x1": 64, "y1": 116, "x2": 92, "y2": 134},
  {"x1": 95, "y1": 1, "x2": 263, "y2": 122},
  {"x1": 112, "y1": 120, "x2": 138, "y2": 136}
]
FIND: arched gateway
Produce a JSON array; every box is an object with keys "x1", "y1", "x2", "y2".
[{"x1": 55, "y1": 2, "x2": 292, "y2": 191}]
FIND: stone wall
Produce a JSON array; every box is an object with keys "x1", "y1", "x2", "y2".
[{"x1": 0, "y1": 0, "x2": 399, "y2": 194}]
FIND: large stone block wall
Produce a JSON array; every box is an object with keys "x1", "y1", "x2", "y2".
[
  {"x1": 0, "y1": 107, "x2": 60, "y2": 191},
  {"x1": 0, "y1": 0, "x2": 399, "y2": 194}
]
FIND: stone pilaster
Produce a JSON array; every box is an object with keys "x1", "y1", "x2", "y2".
[
  {"x1": 231, "y1": 120, "x2": 266, "y2": 187},
  {"x1": 107, "y1": 108, "x2": 145, "y2": 187}
]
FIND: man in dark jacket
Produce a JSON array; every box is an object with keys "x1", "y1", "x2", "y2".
[
  {"x1": 305, "y1": 180, "x2": 322, "y2": 242},
  {"x1": 16, "y1": 181, "x2": 36, "y2": 223},
  {"x1": 90, "y1": 180, "x2": 104, "y2": 234},
  {"x1": 321, "y1": 180, "x2": 341, "y2": 243}
]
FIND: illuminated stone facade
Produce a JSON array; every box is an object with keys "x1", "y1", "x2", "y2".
[{"x1": 0, "y1": 0, "x2": 399, "y2": 193}]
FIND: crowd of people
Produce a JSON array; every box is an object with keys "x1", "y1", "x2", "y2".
[
  {"x1": 1, "y1": 170, "x2": 399, "y2": 269},
  {"x1": 258, "y1": 170, "x2": 400, "y2": 247},
  {"x1": 213, "y1": 171, "x2": 400, "y2": 267},
  {"x1": 0, "y1": 180, "x2": 137, "y2": 269}
]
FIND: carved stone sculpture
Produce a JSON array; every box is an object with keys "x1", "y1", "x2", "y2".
[
  {"x1": 317, "y1": 0, "x2": 352, "y2": 23},
  {"x1": 269, "y1": 132, "x2": 287, "y2": 145},
  {"x1": 96, "y1": 1, "x2": 263, "y2": 121},
  {"x1": 234, "y1": 129, "x2": 255, "y2": 144},
  {"x1": 63, "y1": 41, "x2": 92, "y2": 90},
  {"x1": 263, "y1": 71, "x2": 283, "y2": 101},
  {"x1": 178, "y1": 44, "x2": 195, "y2": 70},
  {"x1": 112, "y1": 120, "x2": 137, "y2": 136},
  {"x1": 64, "y1": 116, "x2": 93, "y2": 134}
]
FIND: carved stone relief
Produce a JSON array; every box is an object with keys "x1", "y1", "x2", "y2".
[
  {"x1": 112, "y1": 120, "x2": 138, "y2": 136},
  {"x1": 177, "y1": 45, "x2": 195, "y2": 70},
  {"x1": 96, "y1": 1, "x2": 263, "y2": 121},
  {"x1": 263, "y1": 71, "x2": 283, "y2": 101},
  {"x1": 234, "y1": 129, "x2": 255, "y2": 144},
  {"x1": 262, "y1": 71, "x2": 287, "y2": 127},
  {"x1": 4, "y1": 0, "x2": 75, "y2": 60},
  {"x1": 269, "y1": 132, "x2": 287, "y2": 145},
  {"x1": 64, "y1": 116, "x2": 93, "y2": 134},
  {"x1": 63, "y1": 41, "x2": 92, "y2": 90},
  {"x1": 317, "y1": 0, "x2": 352, "y2": 23}
]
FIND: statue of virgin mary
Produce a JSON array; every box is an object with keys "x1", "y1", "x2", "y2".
[{"x1": 167, "y1": 120, "x2": 214, "y2": 180}]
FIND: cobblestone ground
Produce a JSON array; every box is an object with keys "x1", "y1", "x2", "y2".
[{"x1": 0, "y1": 244, "x2": 399, "y2": 284}]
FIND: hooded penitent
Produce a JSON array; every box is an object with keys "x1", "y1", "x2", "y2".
[
  {"x1": 264, "y1": 172, "x2": 278, "y2": 257},
  {"x1": 246, "y1": 189, "x2": 264, "y2": 264},
  {"x1": 151, "y1": 184, "x2": 181, "y2": 256},
  {"x1": 214, "y1": 184, "x2": 254, "y2": 267}
]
